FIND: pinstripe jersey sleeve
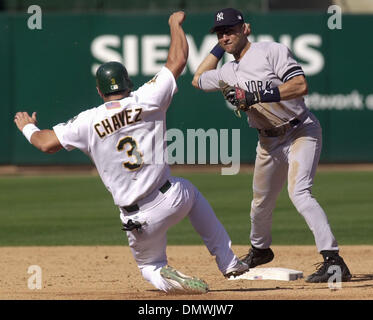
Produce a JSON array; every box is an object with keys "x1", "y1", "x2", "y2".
[
  {"x1": 198, "y1": 69, "x2": 222, "y2": 92},
  {"x1": 267, "y1": 42, "x2": 305, "y2": 82}
]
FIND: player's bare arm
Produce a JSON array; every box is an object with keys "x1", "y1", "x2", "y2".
[
  {"x1": 192, "y1": 54, "x2": 220, "y2": 89},
  {"x1": 278, "y1": 75, "x2": 308, "y2": 100},
  {"x1": 220, "y1": 75, "x2": 307, "y2": 112},
  {"x1": 240, "y1": 75, "x2": 308, "y2": 110},
  {"x1": 227, "y1": 74, "x2": 308, "y2": 109},
  {"x1": 237, "y1": 75, "x2": 308, "y2": 110},
  {"x1": 14, "y1": 111, "x2": 62, "y2": 154},
  {"x1": 165, "y1": 11, "x2": 188, "y2": 80}
]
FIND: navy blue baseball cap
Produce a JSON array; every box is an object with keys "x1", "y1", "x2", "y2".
[{"x1": 210, "y1": 8, "x2": 245, "y2": 33}]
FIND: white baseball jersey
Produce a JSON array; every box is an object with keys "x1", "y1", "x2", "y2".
[
  {"x1": 199, "y1": 42, "x2": 307, "y2": 129},
  {"x1": 54, "y1": 65, "x2": 243, "y2": 293},
  {"x1": 53, "y1": 66, "x2": 177, "y2": 207}
]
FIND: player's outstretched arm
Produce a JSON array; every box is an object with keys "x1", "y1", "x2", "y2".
[
  {"x1": 165, "y1": 11, "x2": 188, "y2": 80},
  {"x1": 14, "y1": 112, "x2": 62, "y2": 154}
]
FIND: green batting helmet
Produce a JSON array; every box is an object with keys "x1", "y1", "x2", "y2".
[{"x1": 96, "y1": 61, "x2": 133, "y2": 96}]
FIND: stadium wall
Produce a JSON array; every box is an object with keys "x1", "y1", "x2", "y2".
[{"x1": 1, "y1": 12, "x2": 373, "y2": 164}]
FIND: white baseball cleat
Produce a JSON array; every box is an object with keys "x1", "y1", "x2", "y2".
[
  {"x1": 224, "y1": 260, "x2": 249, "y2": 278},
  {"x1": 160, "y1": 265, "x2": 209, "y2": 294}
]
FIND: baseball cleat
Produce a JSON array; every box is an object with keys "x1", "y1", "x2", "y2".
[
  {"x1": 160, "y1": 265, "x2": 209, "y2": 294},
  {"x1": 305, "y1": 251, "x2": 352, "y2": 283},
  {"x1": 241, "y1": 246, "x2": 274, "y2": 268},
  {"x1": 224, "y1": 260, "x2": 249, "y2": 278}
]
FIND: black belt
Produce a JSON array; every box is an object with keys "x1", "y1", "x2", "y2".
[
  {"x1": 257, "y1": 118, "x2": 301, "y2": 137},
  {"x1": 121, "y1": 180, "x2": 171, "y2": 213}
]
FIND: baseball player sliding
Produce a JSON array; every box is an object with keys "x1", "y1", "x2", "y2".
[
  {"x1": 192, "y1": 8, "x2": 351, "y2": 283},
  {"x1": 14, "y1": 11, "x2": 248, "y2": 294}
]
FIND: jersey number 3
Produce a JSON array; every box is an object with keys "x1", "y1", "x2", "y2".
[{"x1": 117, "y1": 136, "x2": 143, "y2": 170}]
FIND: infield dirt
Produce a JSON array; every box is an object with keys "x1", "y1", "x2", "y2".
[{"x1": 1, "y1": 245, "x2": 372, "y2": 300}]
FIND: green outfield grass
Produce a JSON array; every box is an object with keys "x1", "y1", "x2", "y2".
[{"x1": 0, "y1": 171, "x2": 372, "y2": 246}]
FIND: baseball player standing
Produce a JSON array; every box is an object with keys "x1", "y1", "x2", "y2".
[
  {"x1": 192, "y1": 8, "x2": 351, "y2": 283},
  {"x1": 14, "y1": 11, "x2": 248, "y2": 294}
]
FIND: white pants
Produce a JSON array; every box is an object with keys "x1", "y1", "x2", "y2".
[
  {"x1": 120, "y1": 176, "x2": 238, "y2": 292},
  {"x1": 250, "y1": 112, "x2": 339, "y2": 252}
]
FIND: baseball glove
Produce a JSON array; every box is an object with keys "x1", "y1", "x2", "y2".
[
  {"x1": 218, "y1": 80, "x2": 288, "y2": 126},
  {"x1": 219, "y1": 81, "x2": 260, "y2": 113}
]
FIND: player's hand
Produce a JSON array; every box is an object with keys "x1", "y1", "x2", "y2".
[
  {"x1": 168, "y1": 11, "x2": 186, "y2": 26},
  {"x1": 14, "y1": 111, "x2": 37, "y2": 131}
]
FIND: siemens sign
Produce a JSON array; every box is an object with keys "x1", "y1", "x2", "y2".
[{"x1": 90, "y1": 33, "x2": 324, "y2": 77}]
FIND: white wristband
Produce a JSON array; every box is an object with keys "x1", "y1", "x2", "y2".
[{"x1": 22, "y1": 123, "x2": 40, "y2": 143}]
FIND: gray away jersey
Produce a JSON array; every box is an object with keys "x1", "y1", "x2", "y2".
[
  {"x1": 53, "y1": 67, "x2": 176, "y2": 207},
  {"x1": 199, "y1": 41, "x2": 307, "y2": 129}
]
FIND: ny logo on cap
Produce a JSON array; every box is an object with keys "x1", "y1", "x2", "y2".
[{"x1": 216, "y1": 12, "x2": 224, "y2": 21}]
